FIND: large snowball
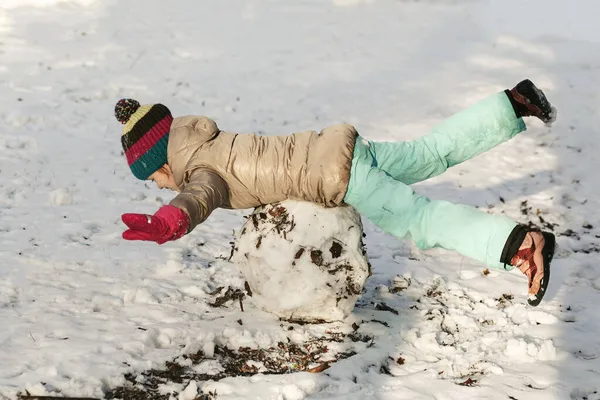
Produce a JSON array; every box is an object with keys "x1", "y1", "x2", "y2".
[{"x1": 231, "y1": 200, "x2": 371, "y2": 323}]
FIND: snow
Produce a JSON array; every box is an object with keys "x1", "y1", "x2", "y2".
[
  {"x1": 231, "y1": 201, "x2": 370, "y2": 323},
  {"x1": 1, "y1": 0, "x2": 600, "y2": 399},
  {"x1": 178, "y1": 381, "x2": 198, "y2": 400}
]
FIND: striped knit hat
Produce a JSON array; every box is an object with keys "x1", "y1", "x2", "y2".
[{"x1": 115, "y1": 99, "x2": 173, "y2": 180}]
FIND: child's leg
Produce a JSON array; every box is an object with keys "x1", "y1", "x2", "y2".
[
  {"x1": 369, "y1": 91, "x2": 526, "y2": 185},
  {"x1": 345, "y1": 139, "x2": 517, "y2": 269}
]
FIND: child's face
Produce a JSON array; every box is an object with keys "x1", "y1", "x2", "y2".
[{"x1": 148, "y1": 165, "x2": 178, "y2": 191}]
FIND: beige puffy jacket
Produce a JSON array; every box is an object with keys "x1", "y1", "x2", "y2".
[{"x1": 166, "y1": 116, "x2": 358, "y2": 231}]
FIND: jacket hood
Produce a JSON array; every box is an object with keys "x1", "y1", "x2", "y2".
[{"x1": 167, "y1": 115, "x2": 220, "y2": 187}]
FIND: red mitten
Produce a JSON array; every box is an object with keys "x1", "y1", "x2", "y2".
[{"x1": 122, "y1": 205, "x2": 189, "y2": 245}]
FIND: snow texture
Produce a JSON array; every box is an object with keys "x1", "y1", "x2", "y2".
[
  {"x1": 2, "y1": 0, "x2": 600, "y2": 399},
  {"x1": 231, "y1": 201, "x2": 371, "y2": 323}
]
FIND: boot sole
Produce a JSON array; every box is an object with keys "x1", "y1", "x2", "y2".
[{"x1": 527, "y1": 232, "x2": 556, "y2": 307}]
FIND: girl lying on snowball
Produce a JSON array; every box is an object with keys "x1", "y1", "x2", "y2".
[{"x1": 115, "y1": 79, "x2": 557, "y2": 307}]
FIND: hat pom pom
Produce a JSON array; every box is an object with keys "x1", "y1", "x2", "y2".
[{"x1": 115, "y1": 98, "x2": 140, "y2": 124}]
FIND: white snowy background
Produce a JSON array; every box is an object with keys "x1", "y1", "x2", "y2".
[{"x1": 1, "y1": 0, "x2": 600, "y2": 399}]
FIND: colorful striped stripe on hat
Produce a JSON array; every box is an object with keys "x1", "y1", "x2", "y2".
[{"x1": 115, "y1": 99, "x2": 173, "y2": 180}]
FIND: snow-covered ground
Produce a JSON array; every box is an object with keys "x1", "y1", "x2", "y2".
[{"x1": 2, "y1": 0, "x2": 600, "y2": 398}]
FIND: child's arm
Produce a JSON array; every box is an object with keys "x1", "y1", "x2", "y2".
[
  {"x1": 121, "y1": 168, "x2": 228, "y2": 244},
  {"x1": 169, "y1": 168, "x2": 229, "y2": 232}
]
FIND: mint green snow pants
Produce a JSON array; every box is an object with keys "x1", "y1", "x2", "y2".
[{"x1": 343, "y1": 92, "x2": 526, "y2": 270}]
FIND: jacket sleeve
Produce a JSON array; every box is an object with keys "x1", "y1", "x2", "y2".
[{"x1": 169, "y1": 168, "x2": 229, "y2": 232}]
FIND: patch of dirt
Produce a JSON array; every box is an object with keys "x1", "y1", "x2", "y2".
[
  {"x1": 329, "y1": 241, "x2": 343, "y2": 258},
  {"x1": 294, "y1": 247, "x2": 305, "y2": 259},
  {"x1": 426, "y1": 283, "x2": 443, "y2": 298},
  {"x1": 310, "y1": 249, "x2": 323, "y2": 266},
  {"x1": 208, "y1": 286, "x2": 245, "y2": 311},
  {"x1": 496, "y1": 293, "x2": 514, "y2": 309},
  {"x1": 389, "y1": 275, "x2": 411, "y2": 293},
  {"x1": 18, "y1": 395, "x2": 103, "y2": 400},
  {"x1": 104, "y1": 331, "x2": 364, "y2": 400},
  {"x1": 360, "y1": 232, "x2": 372, "y2": 277},
  {"x1": 346, "y1": 275, "x2": 362, "y2": 295},
  {"x1": 559, "y1": 228, "x2": 579, "y2": 239},
  {"x1": 375, "y1": 302, "x2": 399, "y2": 315},
  {"x1": 572, "y1": 244, "x2": 600, "y2": 254},
  {"x1": 266, "y1": 205, "x2": 296, "y2": 237},
  {"x1": 458, "y1": 377, "x2": 478, "y2": 387},
  {"x1": 244, "y1": 281, "x2": 253, "y2": 297}
]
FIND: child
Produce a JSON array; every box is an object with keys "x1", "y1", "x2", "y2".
[{"x1": 115, "y1": 79, "x2": 557, "y2": 307}]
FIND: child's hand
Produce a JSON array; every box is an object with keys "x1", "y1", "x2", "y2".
[{"x1": 121, "y1": 205, "x2": 189, "y2": 245}]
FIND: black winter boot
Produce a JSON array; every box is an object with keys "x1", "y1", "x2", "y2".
[{"x1": 505, "y1": 79, "x2": 557, "y2": 125}]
